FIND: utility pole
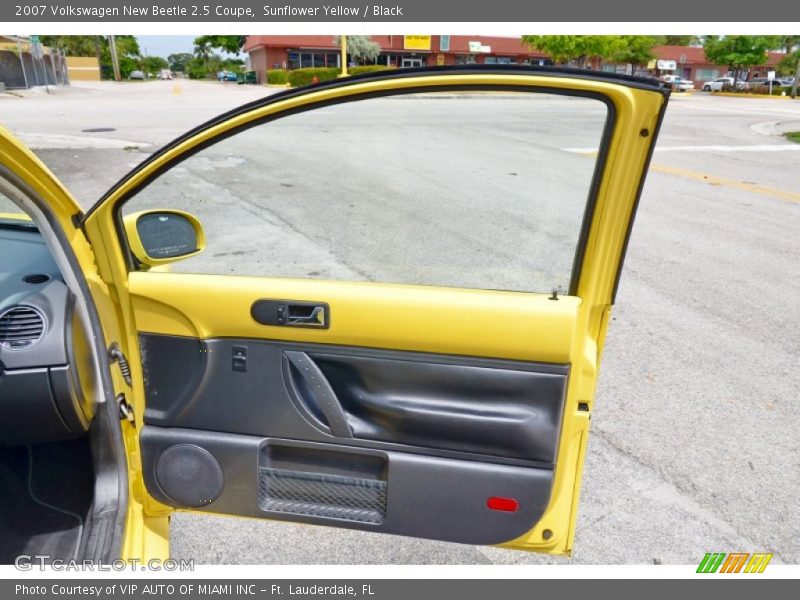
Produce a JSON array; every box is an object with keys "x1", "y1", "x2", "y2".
[
  {"x1": 108, "y1": 35, "x2": 122, "y2": 81},
  {"x1": 792, "y1": 54, "x2": 799, "y2": 100},
  {"x1": 339, "y1": 35, "x2": 348, "y2": 77}
]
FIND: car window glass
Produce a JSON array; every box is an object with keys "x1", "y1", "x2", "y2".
[
  {"x1": 0, "y1": 191, "x2": 20, "y2": 214},
  {"x1": 121, "y1": 90, "x2": 609, "y2": 294}
]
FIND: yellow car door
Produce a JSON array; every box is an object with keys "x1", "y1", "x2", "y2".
[{"x1": 3, "y1": 67, "x2": 669, "y2": 559}]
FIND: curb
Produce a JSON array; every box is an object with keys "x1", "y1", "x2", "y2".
[{"x1": 709, "y1": 92, "x2": 796, "y2": 100}]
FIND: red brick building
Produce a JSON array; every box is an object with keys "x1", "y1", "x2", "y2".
[
  {"x1": 244, "y1": 36, "x2": 788, "y2": 88},
  {"x1": 244, "y1": 35, "x2": 551, "y2": 82},
  {"x1": 600, "y1": 45, "x2": 787, "y2": 87}
]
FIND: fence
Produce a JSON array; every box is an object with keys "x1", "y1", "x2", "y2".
[{"x1": 0, "y1": 43, "x2": 70, "y2": 89}]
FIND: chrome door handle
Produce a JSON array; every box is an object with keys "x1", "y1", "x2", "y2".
[
  {"x1": 287, "y1": 305, "x2": 325, "y2": 327},
  {"x1": 251, "y1": 299, "x2": 330, "y2": 329}
]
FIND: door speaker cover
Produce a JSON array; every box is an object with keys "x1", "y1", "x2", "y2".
[{"x1": 154, "y1": 444, "x2": 224, "y2": 508}]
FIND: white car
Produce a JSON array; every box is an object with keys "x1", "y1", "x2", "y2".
[
  {"x1": 660, "y1": 75, "x2": 694, "y2": 93},
  {"x1": 702, "y1": 77, "x2": 747, "y2": 92}
]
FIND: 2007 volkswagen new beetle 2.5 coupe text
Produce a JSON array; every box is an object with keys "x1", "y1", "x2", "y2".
[{"x1": 0, "y1": 66, "x2": 669, "y2": 563}]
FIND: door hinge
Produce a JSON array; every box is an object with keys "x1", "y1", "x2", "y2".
[
  {"x1": 108, "y1": 342, "x2": 132, "y2": 386},
  {"x1": 116, "y1": 393, "x2": 135, "y2": 423}
]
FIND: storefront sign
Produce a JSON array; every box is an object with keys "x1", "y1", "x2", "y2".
[
  {"x1": 468, "y1": 41, "x2": 491, "y2": 53},
  {"x1": 404, "y1": 35, "x2": 431, "y2": 50}
]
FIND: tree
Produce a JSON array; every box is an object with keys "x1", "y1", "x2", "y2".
[
  {"x1": 703, "y1": 36, "x2": 780, "y2": 87},
  {"x1": 521, "y1": 35, "x2": 622, "y2": 67},
  {"x1": 778, "y1": 49, "x2": 800, "y2": 98},
  {"x1": 663, "y1": 35, "x2": 697, "y2": 46},
  {"x1": 39, "y1": 35, "x2": 142, "y2": 79},
  {"x1": 186, "y1": 56, "x2": 217, "y2": 79},
  {"x1": 193, "y1": 40, "x2": 213, "y2": 63},
  {"x1": 221, "y1": 57, "x2": 245, "y2": 71},
  {"x1": 141, "y1": 56, "x2": 168, "y2": 75},
  {"x1": 607, "y1": 36, "x2": 664, "y2": 67},
  {"x1": 184, "y1": 50, "x2": 243, "y2": 79},
  {"x1": 333, "y1": 36, "x2": 381, "y2": 65},
  {"x1": 776, "y1": 35, "x2": 800, "y2": 53},
  {"x1": 167, "y1": 52, "x2": 193, "y2": 73},
  {"x1": 193, "y1": 35, "x2": 246, "y2": 55},
  {"x1": 39, "y1": 35, "x2": 98, "y2": 56},
  {"x1": 185, "y1": 58, "x2": 207, "y2": 79}
]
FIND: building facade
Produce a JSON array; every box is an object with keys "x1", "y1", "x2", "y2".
[
  {"x1": 244, "y1": 36, "x2": 551, "y2": 82},
  {"x1": 600, "y1": 45, "x2": 787, "y2": 87},
  {"x1": 244, "y1": 36, "x2": 789, "y2": 88}
]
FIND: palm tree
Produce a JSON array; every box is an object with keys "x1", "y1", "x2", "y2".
[{"x1": 193, "y1": 41, "x2": 213, "y2": 67}]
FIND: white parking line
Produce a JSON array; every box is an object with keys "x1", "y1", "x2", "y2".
[
  {"x1": 564, "y1": 144, "x2": 800, "y2": 154},
  {"x1": 15, "y1": 132, "x2": 152, "y2": 150},
  {"x1": 670, "y1": 104, "x2": 800, "y2": 117}
]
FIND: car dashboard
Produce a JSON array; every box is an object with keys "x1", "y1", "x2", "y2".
[{"x1": 0, "y1": 219, "x2": 94, "y2": 444}]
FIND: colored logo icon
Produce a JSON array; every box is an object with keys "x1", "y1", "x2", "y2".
[{"x1": 697, "y1": 552, "x2": 773, "y2": 573}]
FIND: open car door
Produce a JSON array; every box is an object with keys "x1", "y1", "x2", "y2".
[{"x1": 8, "y1": 67, "x2": 670, "y2": 558}]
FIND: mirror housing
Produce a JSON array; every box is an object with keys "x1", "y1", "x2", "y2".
[{"x1": 123, "y1": 210, "x2": 205, "y2": 267}]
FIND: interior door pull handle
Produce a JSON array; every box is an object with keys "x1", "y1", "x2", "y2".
[
  {"x1": 283, "y1": 351, "x2": 352, "y2": 438},
  {"x1": 288, "y1": 305, "x2": 325, "y2": 326},
  {"x1": 251, "y1": 299, "x2": 330, "y2": 329}
]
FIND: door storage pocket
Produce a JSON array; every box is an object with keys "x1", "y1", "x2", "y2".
[{"x1": 257, "y1": 467, "x2": 387, "y2": 524}]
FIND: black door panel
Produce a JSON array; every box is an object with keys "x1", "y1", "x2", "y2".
[
  {"x1": 140, "y1": 428, "x2": 554, "y2": 545},
  {"x1": 306, "y1": 352, "x2": 566, "y2": 462},
  {"x1": 139, "y1": 333, "x2": 568, "y2": 543},
  {"x1": 140, "y1": 334, "x2": 568, "y2": 465}
]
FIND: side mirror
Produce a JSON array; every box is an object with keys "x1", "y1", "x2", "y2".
[{"x1": 123, "y1": 210, "x2": 205, "y2": 267}]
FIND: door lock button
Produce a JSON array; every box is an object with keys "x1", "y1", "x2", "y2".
[{"x1": 232, "y1": 346, "x2": 247, "y2": 372}]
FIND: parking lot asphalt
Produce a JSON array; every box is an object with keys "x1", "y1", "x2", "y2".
[{"x1": 2, "y1": 80, "x2": 798, "y2": 564}]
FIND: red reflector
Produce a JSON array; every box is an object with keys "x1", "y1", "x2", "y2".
[{"x1": 487, "y1": 497, "x2": 519, "y2": 512}]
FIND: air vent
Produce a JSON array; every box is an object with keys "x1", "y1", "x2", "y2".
[
  {"x1": 23, "y1": 273, "x2": 50, "y2": 285},
  {"x1": 0, "y1": 306, "x2": 46, "y2": 350}
]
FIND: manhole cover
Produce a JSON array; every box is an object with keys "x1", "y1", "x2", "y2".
[{"x1": 81, "y1": 127, "x2": 116, "y2": 133}]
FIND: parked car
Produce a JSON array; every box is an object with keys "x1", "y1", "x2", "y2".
[
  {"x1": 702, "y1": 77, "x2": 747, "y2": 92},
  {"x1": 659, "y1": 74, "x2": 680, "y2": 88},
  {"x1": 128, "y1": 70, "x2": 145, "y2": 80},
  {"x1": 157, "y1": 69, "x2": 173, "y2": 80},
  {"x1": 748, "y1": 77, "x2": 780, "y2": 89},
  {"x1": 217, "y1": 70, "x2": 238, "y2": 82},
  {"x1": 659, "y1": 75, "x2": 694, "y2": 93}
]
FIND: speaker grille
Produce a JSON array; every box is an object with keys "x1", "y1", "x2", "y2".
[
  {"x1": 154, "y1": 444, "x2": 224, "y2": 508},
  {"x1": 0, "y1": 306, "x2": 45, "y2": 350}
]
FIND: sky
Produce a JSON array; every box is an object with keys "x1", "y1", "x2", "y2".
[
  {"x1": 136, "y1": 35, "x2": 246, "y2": 59},
  {"x1": 136, "y1": 35, "x2": 197, "y2": 58}
]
